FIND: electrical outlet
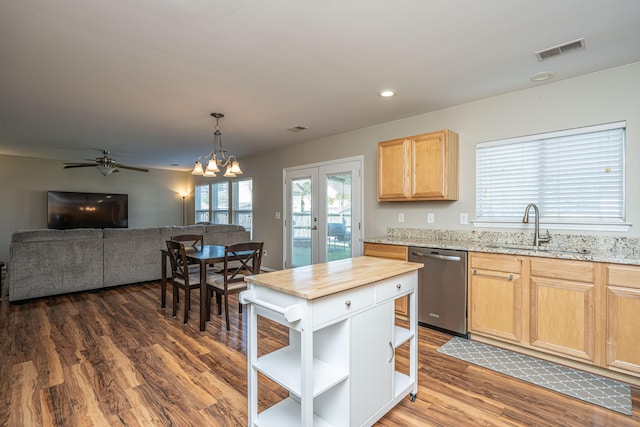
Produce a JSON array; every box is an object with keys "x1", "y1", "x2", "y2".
[
  {"x1": 398, "y1": 213, "x2": 405, "y2": 223},
  {"x1": 427, "y1": 212, "x2": 435, "y2": 224},
  {"x1": 460, "y1": 213, "x2": 468, "y2": 224}
]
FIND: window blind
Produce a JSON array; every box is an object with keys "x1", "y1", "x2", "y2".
[{"x1": 476, "y1": 121, "x2": 625, "y2": 224}]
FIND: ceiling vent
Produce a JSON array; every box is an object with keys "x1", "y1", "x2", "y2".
[
  {"x1": 535, "y1": 38, "x2": 586, "y2": 61},
  {"x1": 287, "y1": 125, "x2": 308, "y2": 132}
]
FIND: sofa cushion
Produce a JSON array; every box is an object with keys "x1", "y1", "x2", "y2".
[
  {"x1": 103, "y1": 228, "x2": 161, "y2": 286},
  {"x1": 9, "y1": 229, "x2": 103, "y2": 301}
]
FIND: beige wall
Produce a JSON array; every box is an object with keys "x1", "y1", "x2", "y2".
[
  {"x1": 2, "y1": 62, "x2": 639, "y2": 271},
  {"x1": 241, "y1": 62, "x2": 640, "y2": 269},
  {"x1": 0, "y1": 154, "x2": 190, "y2": 262}
]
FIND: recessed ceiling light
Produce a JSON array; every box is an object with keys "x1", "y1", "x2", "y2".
[
  {"x1": 378, "y1": 89, "x2": 396, "y2": 97},
  {"x1": 530, "y1": 71, "x2": 556, "y2": 82}
]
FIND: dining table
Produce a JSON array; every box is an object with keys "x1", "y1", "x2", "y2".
[{"x1": 161, "y1": 244, "x2": 250, "y2": 331}]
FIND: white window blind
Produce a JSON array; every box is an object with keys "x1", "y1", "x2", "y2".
[{"x1": 476, "y1": 121, "x2": 625, "y2": 225}]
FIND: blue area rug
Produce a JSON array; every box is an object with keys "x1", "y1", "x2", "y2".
[{"x1": 438, "y1": 337, "x2": 632, "y2": 416}]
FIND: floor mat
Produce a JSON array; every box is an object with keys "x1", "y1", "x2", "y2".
[{"x1": 437, "y1": 336, "x2": 632, "y2": 416}]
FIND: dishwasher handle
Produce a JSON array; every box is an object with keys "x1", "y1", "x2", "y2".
[{"x1": 411, "y1": 251, "x2": 462, "y2": 262}]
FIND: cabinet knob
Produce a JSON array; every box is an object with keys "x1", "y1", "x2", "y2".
[
  {"x1": 509, "y1": 273, "x2": 513, "y2": 281},
  {"x1": 473, "y1": 269, "x2": 477, "y2": 275},
  {"x1": 345, "y1": 300, "x2": 351, "y2": 307},
  {"x1": 396, "y1": 283, "x2": 402, "y2": 290}
]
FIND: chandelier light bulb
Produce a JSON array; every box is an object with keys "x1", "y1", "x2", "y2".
[{"x1": 191, "y1": 161, "x2": 205, "y2": 175}]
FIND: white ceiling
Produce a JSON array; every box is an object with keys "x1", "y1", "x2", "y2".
[{"x1": 1, "y1": 0, "x2": 639, "y2": 171}]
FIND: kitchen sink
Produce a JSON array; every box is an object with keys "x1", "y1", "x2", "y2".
[{"x1": 487, "y1": 244, "x2": 590, "y2": 255}]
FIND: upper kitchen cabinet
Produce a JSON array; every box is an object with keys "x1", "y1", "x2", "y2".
[{"x1": 377, "y1": 129, "x2": 459, "y2": 201}]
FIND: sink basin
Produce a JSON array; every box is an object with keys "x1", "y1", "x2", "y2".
[{"x1": 487, "y1": 244, "x2": 590, "y2": 255}]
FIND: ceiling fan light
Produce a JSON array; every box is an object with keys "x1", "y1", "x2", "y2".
[
  {"x1": 230, "y1": 161, "x2": 242, "y2": 174},
  {"x1": 96, "y1": 165, "x2": 115, "y2": 176},
  {"x1": 192, "y1": 161, "x2": 205, "y2": 175}
]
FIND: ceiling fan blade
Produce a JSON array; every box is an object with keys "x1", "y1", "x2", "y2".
[
  {"x1": 116, "y1": 164, "x2": 149, "y2": 172},
  {"x1": 63, "y1": 163, "x2": 98, "y2": 169}
]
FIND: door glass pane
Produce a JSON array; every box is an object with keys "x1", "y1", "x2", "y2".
[
  {"x1": 326, "y1": 172, "x2": 352, "y2": 261},
  {"x1": 291, "y1": 177, "x2": 312, "y2": 267}
]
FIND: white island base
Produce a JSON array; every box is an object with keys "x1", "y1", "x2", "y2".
[{"x1": 240, "y1": 256, "x2": 421, "y2": 427}]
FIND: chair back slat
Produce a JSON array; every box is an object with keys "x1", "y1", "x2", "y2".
[
  {"x1": 166, "y1": 240, "x2": 190, "y2": 284},
  {"x1": 170, "y1": 234, "x2": 204, "y2": 251},
  {"x1": 222, "y1": 242, "x2": 264, "y2": 286}
]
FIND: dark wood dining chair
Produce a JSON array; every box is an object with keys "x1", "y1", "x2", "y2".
[
  {"x1": 206, "y1": 242, "x2": 264, "y2": 330},
  {"x1": 166, "y1": 239, "x2": 218, "y2": 324}
]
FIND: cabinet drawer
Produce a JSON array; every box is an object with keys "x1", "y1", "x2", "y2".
[
  {"x1": 531, "y1": 258, "x2": 595, "y2": 283},
  {"x1": 608, "y1": 264, "x2": 640, "y2": 289},
  {"x1": 471, "y1": 252, "x2": 522, "y2": 273},
  {"x1": 374, "y1": 272, "x2": 416, "y2": 303},
  {"x1": 312, "y1": 286, "x2": 373, "y2": 327},
  {"x1": 363, "y1": 243, "x2": 408, "y2": 260}
]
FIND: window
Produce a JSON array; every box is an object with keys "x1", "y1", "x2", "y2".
[
  {"x1": 195, "y1": 179, "x2": 253, "y2": 234},
  {"x1": 476, "y1": 121, "x2": 626, "y2": 230}
]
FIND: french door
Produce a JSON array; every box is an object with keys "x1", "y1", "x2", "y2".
[{"x1": 284, "y1": 157, "x2": 362, "y2": 268}]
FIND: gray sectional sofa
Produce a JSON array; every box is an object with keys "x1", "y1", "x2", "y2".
[{"x1": 9, "y1": 224, "x2": 250, "y2": 301}]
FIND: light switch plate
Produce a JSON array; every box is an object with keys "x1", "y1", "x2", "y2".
[
  {"x1": 427, "y1": 212, "x2": 435, "y2": 224},
  {"x1": 460, "y1": 213, "x2": 468, "y2": 224}
]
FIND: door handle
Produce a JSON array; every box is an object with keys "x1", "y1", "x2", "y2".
[
  {"x1": 411, "y1": 251, "x2": 461, "y2": 262},
  {"x1": 311, "y1": 225, "x2": 318, "y2": 230}
]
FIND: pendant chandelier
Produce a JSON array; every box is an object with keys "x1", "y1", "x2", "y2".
[{"x1": 192, "y1": 112, "x2": 243, "y2": 177}]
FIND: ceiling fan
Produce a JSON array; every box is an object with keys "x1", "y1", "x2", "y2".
[{"x1": 63, "y1": 149, "x2": 149, "y2": 176}]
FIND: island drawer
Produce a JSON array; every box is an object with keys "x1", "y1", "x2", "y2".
[
  {"x1": 312, "y1": 286, "x2": 374, "y2": 327},
  {"x1": 374, "y1": 272, "x2": 417, "y2": 303}
]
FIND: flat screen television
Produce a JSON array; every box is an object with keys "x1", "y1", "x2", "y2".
[{"x1": 47, "y1": 191, "x2": 128, "y2": 229}]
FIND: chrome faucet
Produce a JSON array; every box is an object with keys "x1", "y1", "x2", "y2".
[{"x1": 522, "y1": 203, "x2": 551, "y2": 248}]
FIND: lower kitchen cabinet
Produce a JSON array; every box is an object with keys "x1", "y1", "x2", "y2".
[
  {"x1": 529, "y1": 258, "x2": 598, "y2": 363},
  {"x1": 469, "y1": 253, "x2": 524, "y2": 343},
  {"x1": 606, "y1": 264, "x2": 640, "y2": 376}
]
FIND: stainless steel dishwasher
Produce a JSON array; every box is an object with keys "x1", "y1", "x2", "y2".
[{"x1": 408, "y1": 247, "x2": 468, "y2": 337}]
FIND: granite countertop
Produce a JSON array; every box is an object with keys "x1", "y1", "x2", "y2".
[{"x1": 363, "y1": 229, "x2": 640, "y2": 266}]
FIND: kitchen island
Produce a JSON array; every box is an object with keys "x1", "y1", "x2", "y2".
[{"x1": 240, "y1": 256, "x2": 422, "y2": 427}]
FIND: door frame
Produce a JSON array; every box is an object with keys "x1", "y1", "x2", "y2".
[{"x1": 282, "y1": 156, "x2": 364, "y2": 269}]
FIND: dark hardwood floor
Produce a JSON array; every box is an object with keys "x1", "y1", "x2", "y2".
[{"x1": 0, "y1": 281, "x2": 638, "y2": 426}]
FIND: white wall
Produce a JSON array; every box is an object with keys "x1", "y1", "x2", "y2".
[
  {"x1": 241, "y1": 62, "x2": 640, "y2": 269},
  {"x1": 0, "y1": 154, "x2": 191, "y2": 261}
]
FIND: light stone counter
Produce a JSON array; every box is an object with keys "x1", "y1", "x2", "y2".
[{"x1": 363, "y1": 228, "x2": 640, "y2": 266}]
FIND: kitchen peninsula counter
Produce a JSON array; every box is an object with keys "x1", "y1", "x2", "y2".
[{"x1": 364, "y1": 231, "x2": 640, "y2": 266}]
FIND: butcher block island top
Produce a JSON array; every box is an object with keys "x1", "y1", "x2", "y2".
[{"x1": 245, "y1": 255, "x2": 422, "y2": 299}]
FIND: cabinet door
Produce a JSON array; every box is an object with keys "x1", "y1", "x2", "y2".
[
  {"x1": 530, "y1": 277, "x2": 596, "y2": 362},
  {"x1": 530, "y1": 258, "x2": 597, "y2": 362},
  {"x1": 363, "y1": 243, "x2": 409, "y2": 319},
  {"x1": 350, "y1": 301, "x2": 393, "y2": 426},
  {"x1": 607, "y1": 264, "x2": 640, "y2": 375},
  {"x1": 377, "y1": 138, "x2": 410, "y2": 200},
  {"x1": 469, "y1": 254, "x2": 523, "y2": 343},
  {"x1": 412, "y1": 131, "x2": 458, "y2": 200}
]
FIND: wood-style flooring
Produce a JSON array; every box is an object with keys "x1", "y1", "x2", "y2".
[{"x1": 1, "y1": 281, "x2": 638, "y2": 426}]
